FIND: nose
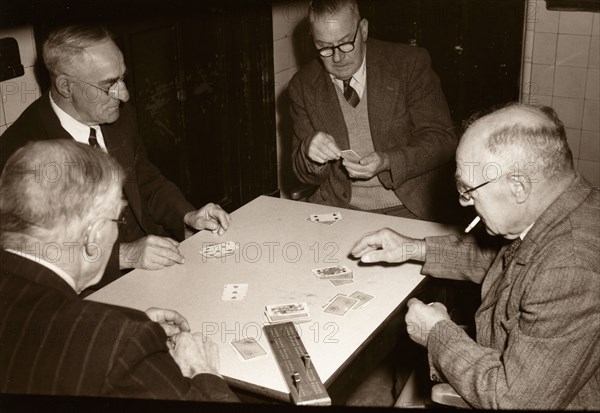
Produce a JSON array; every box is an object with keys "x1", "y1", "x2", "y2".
[
  {"x1": 332, "y1": 48, "x2": 344, "y2": 63},
  {"x1": 112, "y1": 79, "x2": 129, "y2": 102}
]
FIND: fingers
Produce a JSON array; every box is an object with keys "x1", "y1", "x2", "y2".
[
  {"x1": 307, "y1": 132, "x2": 341, "y2": 163},
  {"x1": 350, "y1": 230, "x2": 383, "y2": 258},
  {"x1": 146, "y1": 308, "x2": 191, "y2": 332},
  {"x1": 343, "y1": 152, "x2": 382, "y2": 179},
  {"x1": 186, "y1": 204, "x2": 231, "y2": 235},
  {"x1": 140, "y1": 236, "x2": 185, "y2": 269}
]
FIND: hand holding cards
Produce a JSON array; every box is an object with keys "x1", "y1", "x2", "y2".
[{"x1": 340, "y1": 149, "x2": 362, "y2": 163}]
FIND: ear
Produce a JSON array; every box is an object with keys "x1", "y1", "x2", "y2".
[
  {"x1": 83, "y1": 219, "x2": 108, "y2": 259},
  {"x1": 54, "y1": 75, "x2": 72, "y2": 99},
  {"x1": 360, "y1": 18, "x2": 369, "y2": 41},
  {"x1": 509, "y1": 174, "x2": 532, "y2": 204}
]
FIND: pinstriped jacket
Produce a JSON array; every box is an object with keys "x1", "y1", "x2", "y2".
[
  {"x1": 0, "y1": 251, "x2": 238, "y2": 402},
  {"x1": 421, "y1": 175, "x2": 600, "y2": 409}
]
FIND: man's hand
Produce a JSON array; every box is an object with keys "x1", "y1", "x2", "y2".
[
  {"x1": 184, "y1": 203, "x2": 231, "y2": 236},
  {"x1": 120, "y1": 236, "x2": 184, "y2": 270},
  {"x1": 168, "y1": 332, "x2": 220, "y2": 378},
  {"x1": 343, "y1": 151, "x2": 389, "y2": 180},
  {"x1": 405, "y1": 298, "x2": 451, "y2": 347},
  {"x1": 350, "y1": 228, "x2": 426, "y2": 263},
  {"x1": 145, "y1": 307, "x2": 190, "y2": 337},
  {"x1": 307, "y1": 132, "x2": 341, "y2": 164}
]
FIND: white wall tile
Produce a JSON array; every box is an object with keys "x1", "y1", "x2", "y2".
[
  {"x1": 532, "y1": 32, "x2": 557, "y2": 64},
  {"x1": 558, "y1": 11, "x2": 594, "y2": 35},
  {"x1": 523, "y1": 30, "x2": 535, "y2": 63},
  {"x1": 553, "y1": 65, "x2": 587, "y2": 98},
  {"x1": 556, "y1": 34, "x2": 590, "y2": 67},
  {"x1": 580, "y1": 129, "x2": 600, "y2": 161},
  {"x1": 531, "y1": 94, "x2": 553, "y2": 106},
  {"x1": 565, "y1": 127, "x2": 581, "y2": 158},
  {"x1": 274, "y1": 36, "x2": 294, "y2": 74},
  {"x1": 553, "y1": 96, "x2": 584, "y2": 128},
  {"x1": 272, "y1": 1, "x2": 309, "y2": 41},
  {"x1": 1, "y1": 66, "x2": 40, "y2": 124},
  {"x1": 531, "y1": 63, "x2": 555, "y2": 96},
  {"x1": 578, "y1": 159, "x2": 600, "y2": 186},
  {"x1": 533, "y1": 1, "x2": 560, "y2": 33},
  {"x1": 586, "y1": 68, "x2": 600, "y2": 100},
  {"x1": 589, "y1": 36, "x2": 599, "y2": 69},
  {"x1": 582, "y1": 99, "x2": 600, "y2": 131},
  {"x1": 593, "y1": 13, "x2": 599, "y2": 36},
  {"x1": 0, "y1": 25, "x2": 37, "y2": 68}
]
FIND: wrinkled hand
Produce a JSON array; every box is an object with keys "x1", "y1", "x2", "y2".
[
  {"x1": 184, "y1": 203, "x2": 231, "y2": 236},
  {"x1": 405, "y1": 298, "x2": 451, "y2": 347},
  {"x1": 145, "y1": 307, "x2": 190, "y2": 337},
  {"x1": 307, "y1": 132, "x2": 341, "y2": 164},
  {"x1": 343, "y1": 151, "x2": 389, "y2": 180},
  {"x1": 350, "y1": 228, "x2": 425, "y2": 263},
  {"x1": 168, "y1": 332, "x2": 220, "y2": 378},
  {"x1": 120, "y1": 236, "x2": 184, "y2": 270}
]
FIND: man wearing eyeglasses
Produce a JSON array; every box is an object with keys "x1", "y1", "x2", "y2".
[
  {"x1": 290, "y1": 0, "x2": 457, "y2": 220},
  {"x1": 350, "y1": 104, "x2": 600, "y2": 409},
  {"x1": 0, "y1": 25, "x2": 231, "y2": 288}
]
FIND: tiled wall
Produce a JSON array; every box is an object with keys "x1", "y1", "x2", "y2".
[
  {"x1": 522, "y1": 0, "x2": 600, "y2": 186},
  {"x1": 272, "y1": 0, "x2": 312, "y2": 197},
  {"x1": 0, "y1": 26, "x2": 42, "y2": 136}
]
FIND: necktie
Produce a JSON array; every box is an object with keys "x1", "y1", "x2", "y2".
[
  {"x1": 88, "y1": 127, "x2": 101, "y2": 149},
  {"x1": 503, "y1": 238, "x2": 522, "y2": 268},
  {"x1": 342, "y1": 79, "x2": 360, "y2": 108}
]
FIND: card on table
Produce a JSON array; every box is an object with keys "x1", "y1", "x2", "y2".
[
  {"x1": 321, "y1": 293, "x2": 347, "y2": 308},
  {"x1": 221, "y1": 283, "x2": 248, "y2": 301},
  {"x1": 312, "y1": 264, "x2": 352, "y2": 279},
  {"x1": 230, "y1": 338, "x2": 267, "y2": 361},
  {"x1": 349, "y1": 291, "x2": 374, "y2": 310},
  {"x1": 340, "y1": 149, "x2": 362, "y2": 163},
  {"x1": 323, "y1": 295, "x2": 359, "y2": 316},
  {"x1": 330, "y1": 278, "x2": 354, "y2": 286},
  {"x1": 309, "y1": 212, "x2": 342, "y2": 225},
  {"x1": 265, "y1": 302, "x2": 311, "y2": 324},
  {"x1": 200, "y1": 241, "x2": 238, "y2": 258}
]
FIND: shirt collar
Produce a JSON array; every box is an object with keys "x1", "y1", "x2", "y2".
[
  {"x1": 49, "y1": 92, "x2": 98, "y2": 144},
  {"x1": 520, "y1": 222, "x2": 535, "y2": 240},
  {"x1": 4, "y1": 248, "x2": 77, "y2": 291},
  {"x1": 330, "y1": 50, "x2": 367, "y2": 98}
]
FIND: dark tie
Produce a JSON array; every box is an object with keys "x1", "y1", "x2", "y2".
[
  {"x1": 88, "y1": 127, "x2": 101, "y2": 149},
  {"x1": 503, "y1": 238, "x2": 522, "y2": 268},
  {"x1": 342, "y1": 79, "x2": 360, "y2": 108}
]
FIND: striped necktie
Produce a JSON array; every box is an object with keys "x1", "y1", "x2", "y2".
[
  {"x1": 88, "y1": 127, "x2": 101, "y2": 149},
  {"x1": 342, "y1": 79, "x2": 360, "y2": 108}
]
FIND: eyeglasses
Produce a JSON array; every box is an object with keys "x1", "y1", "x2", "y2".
[
  {"x1": 316, "y1": 19, "x2": 362, "y2": 57},
  {"x1": 100, "y1": 216, "x2": 127, "y2": 225},
  {"x1": 457, "y1": 173, "x2": 508, "y2": 202},
  {"x1": 74, "y1": 75, "x2": 126, "y2": 97}
]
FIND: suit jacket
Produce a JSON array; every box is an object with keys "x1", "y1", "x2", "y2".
[
  {"x1": 0, "y1": 250, "x2": 238, "y2": 402},
  {"x1": 421, "y1": 175, "x2": 600, "y2": 409},
  {"x1": 0, "y1": 93, "x2": 195, "y2": 284},
  {"x1": 289, "y1": 39, "x2": 457, "y2": 220}
]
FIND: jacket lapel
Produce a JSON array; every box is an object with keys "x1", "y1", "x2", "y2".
[
  {"x1": 311, "y1": 65, "x2": 350, "y2": 150},
  {"x1": 38, "y1": 92, "x2": 78, "y2": 141}
]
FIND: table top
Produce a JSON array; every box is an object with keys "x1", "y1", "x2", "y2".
[{"x1": 88, "y1": 196, "x2": 456, "y2": 400}]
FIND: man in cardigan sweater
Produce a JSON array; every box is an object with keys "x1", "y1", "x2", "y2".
[
  {"x1": 290, "y1": 0, "x2": 457, "y2": 221},
  {"x1": 351, "y1": 104, "x2": 599, "y2": 409},
  {"x1": 0, "y1": 140, "x2": 238, "y2": 402}
]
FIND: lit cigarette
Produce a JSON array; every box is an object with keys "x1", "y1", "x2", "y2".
[{"x1": 464, "y1": 216, "x2": 481, "y2": 233}]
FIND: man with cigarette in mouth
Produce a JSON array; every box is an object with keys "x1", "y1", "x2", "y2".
[{"x1": 351, "y1": 104, "x2": 599, "y2": 409}]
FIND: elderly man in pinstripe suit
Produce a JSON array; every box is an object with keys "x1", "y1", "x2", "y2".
[{"x1": 0, "y1": 140, "x2": 237, "y2": 401}]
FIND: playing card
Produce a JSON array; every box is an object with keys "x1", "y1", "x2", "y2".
[
  {"x1": 323, "y1": 295, "x2": 359, "y2": 316},
  {"x1": 309, "y1": 212, "x2": 342, "y2": 225},
  {"x1": 200, "y1": 241, "x2": 239, "y2": 258},
  {"x1": 321, "y1": 293, "x2": 347, "y2": 308},
  {"x1": 349, "y1": 291, "x2": 374, "y2": 310},
  {"x1": 265, "y1": 302, "x2": 311, "y2": 324},
  {"x1": 230, "y1": 338, "x2": 267, "y2": 360},
  {"x1": 221, "y1": 283, "x2": 248, "y2": 301},
  {"x1": 341, "y1": 149, "x2": 362, "y2": 163},
  {"x1": 329, "y1": 278, "x2": 354, "y2": 286},
  {"x1": 312, "y1": 264, "x2": 352, "y2": 279}
]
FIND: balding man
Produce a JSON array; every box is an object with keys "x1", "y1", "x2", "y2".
[
  {"x1": 351, "y1": 104, "x2": 599, "y2": 409},
  {"x1": 0, "y1": 140, "x2": 237, "y2": 401}
]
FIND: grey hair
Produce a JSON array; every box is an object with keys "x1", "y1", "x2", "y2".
[
  {"x1": 309, "y1": 0, "x2": 361, "y2": 21},
  {"x1": 42, "y1": 25, "x2": 114, "y2": 77},
  {"x1": 0, "y1": 140, "x2": 124, "y2": 242}
]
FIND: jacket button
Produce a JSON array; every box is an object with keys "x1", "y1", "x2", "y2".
[
  {"x1": 342, "y1": 192, "x2": 348, "y2": 198},
  {"x1": 431, "y1": 373, "x2": 439, "y2": 381}
]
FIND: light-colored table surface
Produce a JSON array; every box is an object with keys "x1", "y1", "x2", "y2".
[{"x1": 88, "y1": 196, "x2": 456, "y2": 400}]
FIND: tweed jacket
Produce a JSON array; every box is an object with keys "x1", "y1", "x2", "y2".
[
  {"x1": 0, "y1": 93, "x2": 195, "y2": 285},
  {"x1": 0, "y1": 250, "x2": 238, "y2": 402},
  {"x1": 421, "y1": 175, "x2": 600, "y2": 409},
  {"x1": 289, "y1": 39, "x2": 457, "y2": 220}
]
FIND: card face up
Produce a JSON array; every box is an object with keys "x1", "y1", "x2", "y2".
[
  {"x1": 221, "y1": 283, "x2": 248, "y2": 301},
  {"x1": 230, "y1": 338, "x2": 267, "y2": 360}
]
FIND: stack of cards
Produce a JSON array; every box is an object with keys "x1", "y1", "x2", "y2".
[
  {"x1": 306, "y1": 212, "x2": 342, "y2": 226},
  {"x1": 321, "y1": 291, "x2": 374, "y2": 316},
  {"x1": 200, "y1": 241, "x2": 238, "y2": 258},
  {"x1": 340, "y1": 149, "x2": 362, "y2": 163},
  {"x1": 230, "y1": 337, "x2": 267, "y2": 361},
  {"x1": 312, "y1": 264, "x2": 354, "y2": 286},
  {"x1": 265, "y1": 302, "x2": 311, "y2": 324}
]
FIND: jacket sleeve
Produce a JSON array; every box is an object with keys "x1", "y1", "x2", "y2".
[
  {"x1": 380, "y1": 48, "x2": 457, "y2": 189},
  {"x1": 105, "y1": 320, "x2": 239, "y2": 402}
]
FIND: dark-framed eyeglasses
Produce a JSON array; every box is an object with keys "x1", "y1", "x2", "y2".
[
  {"x1": 316, "y1": 19, "x2": 362, "y2": 58},
  {"x1": 457, "y1": 172, "x2": 509, "y2": 202}
]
